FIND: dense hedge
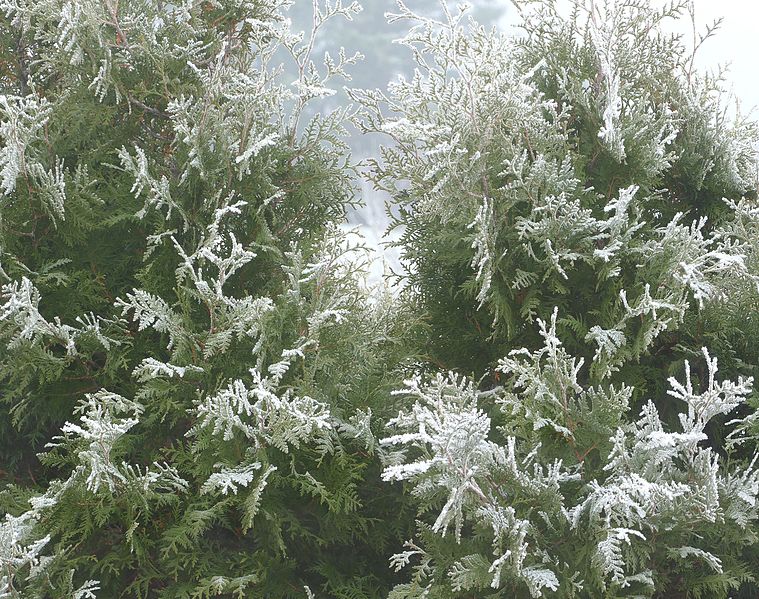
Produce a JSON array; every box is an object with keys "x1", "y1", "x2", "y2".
[{"x1": 2, "y1": 1, "x2": 759, "y2": 598}]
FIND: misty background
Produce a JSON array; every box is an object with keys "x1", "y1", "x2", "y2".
[{"x1": 287, "y1": 1, "x2": 759, "y2": 283}]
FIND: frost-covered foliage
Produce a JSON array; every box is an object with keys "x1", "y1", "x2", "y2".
[
  {"x1": 354, "y1": 0, "x2": 759, "y2": 378},
  {"x1": 0, "y1": 1, "x2": 418, "y2": 597},
  {"x1": 383, "y1": 320, "x2": 759, "y2": 597},
  {"x1": 0, "y1": 510, "x2": 51, "y2": 598},
  {"x1": 354, "y1": 0, "x2": 759, "y2": 597},
  {"x1": 0, "y1": 276, "x2": 119, "y2": 354},
  {"x1": 2, "y1": 0, "x2": 759, "y2": 597}
]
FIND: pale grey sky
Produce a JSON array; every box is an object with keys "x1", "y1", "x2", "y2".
[
  {"x1": 498, "y1": 0, "x2": 759, "y2": 114},
  {"x1": 684, "y1": 0, "x2": 759, "y2": 114}
]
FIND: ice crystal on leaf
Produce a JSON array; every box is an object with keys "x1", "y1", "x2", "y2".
[
  {"x1": 0, "y1": 95, "x2": 52, "y2": 196},
  {"x1": 192, "y1": 358, "x2": 332, "y2": 450},
  {"x1": 0, "y1": 512, "x2": 51, "y2": 599},
  {"x1": 50, "y1": 390, "x2": 188, "y2": 495},
  {"x1": 0, "y1": 277, "x2": 119, "y2": 354},
  {"x1": 381, "y1": 371, "x2": 573, "y2": 595}
]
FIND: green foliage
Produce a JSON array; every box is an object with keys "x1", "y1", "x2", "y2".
[
  {"x1": 0, "y1": 1, "x2": 419, "y2": 597},
  {"x1": 353, "y1": 1, "x2": 759, "y2": 597},
  {"x1": 3, "y1": 1, "x2": 759, "y2": 598}
]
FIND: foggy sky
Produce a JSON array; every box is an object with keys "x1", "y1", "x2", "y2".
[{"x1": 497, "y1": 0, "x2": 759, "y2": 113}]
